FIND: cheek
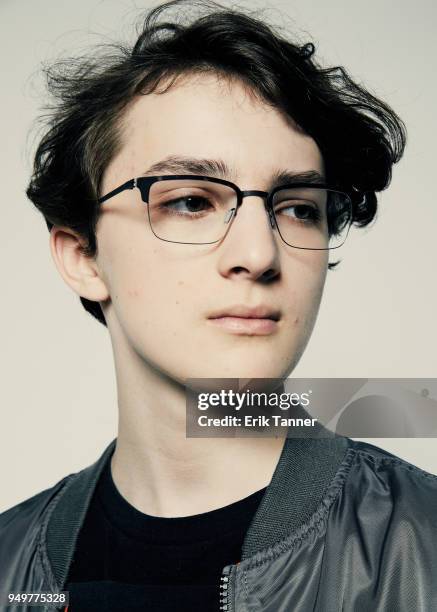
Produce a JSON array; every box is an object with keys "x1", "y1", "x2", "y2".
[
  {"x1": 109, "y1": 249, "x2": 195, "y2": 330},
  {"x1": 285, "y1": 255, "x2": 328, "y2": 329}
]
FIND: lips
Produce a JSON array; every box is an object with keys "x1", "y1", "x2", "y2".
[
  {"x1": 207, "y1": 304, "x2": 281, "y2": 321},
  {"x1": 207, "y1": 305, "x2": 281, "y2": 335}
]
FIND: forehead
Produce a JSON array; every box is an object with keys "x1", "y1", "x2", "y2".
[{"x1": 107, "y1": 72, "x2": 324, "y2": 186}]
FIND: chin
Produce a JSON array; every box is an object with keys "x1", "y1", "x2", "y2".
[{"x1": 184, "y1": 360, "x2": 293, "y2": 382}]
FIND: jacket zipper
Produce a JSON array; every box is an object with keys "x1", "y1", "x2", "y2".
[{"x1": 219, "y1": 563, "x2": 235, "y2": 611}]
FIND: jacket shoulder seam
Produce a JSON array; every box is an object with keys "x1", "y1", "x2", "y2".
[{"x1": 353, "y1": 447, "x2": 437, "y2": 481}]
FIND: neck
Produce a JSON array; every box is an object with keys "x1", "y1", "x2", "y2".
[{"x1": 109, "y1": 328, "x2": 286, "y2": 518}]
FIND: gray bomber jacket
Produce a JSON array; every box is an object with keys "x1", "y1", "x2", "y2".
[{"x1": 1, "y1": 434, "x2": 437, "y2": 611}]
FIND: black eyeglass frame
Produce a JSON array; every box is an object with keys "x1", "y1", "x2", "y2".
[{"x1": 98, "y1": 174, "x2": 353, "y2": 250}]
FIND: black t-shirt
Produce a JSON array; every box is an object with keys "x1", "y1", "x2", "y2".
[{"x1": 66, "y1": 458, "x2": 266, "y2": 611}]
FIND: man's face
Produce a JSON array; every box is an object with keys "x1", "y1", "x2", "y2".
[{"x1": 96, "y1": 72, "x2": 328, "y2": 382}]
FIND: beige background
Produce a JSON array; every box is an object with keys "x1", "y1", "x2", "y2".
[{"x1": 1, "y1": 0, "x2": 436, "y2": 512}]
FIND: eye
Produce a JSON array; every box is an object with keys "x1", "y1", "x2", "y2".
[
  {"x1": 290, "y1": 204, "x2": 317, "y2": 219},
  {"x1": 162, "y1": 195, "x2": 213, "y2": 214},
  {"x1": 275, "y1": 202, "x2": 321, "y2": 223},
  {"x1": 155, "y1": 193, "x2": 218, "y2": 218}
]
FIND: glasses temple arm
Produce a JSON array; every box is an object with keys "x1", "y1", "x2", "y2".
[{"x1": 98, "y1": 178, "x2": 137, "y2": 204}]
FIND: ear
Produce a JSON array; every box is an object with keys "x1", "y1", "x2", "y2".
[{"x1": 49, "y1": 226, "x2": 110, "y2": 302}]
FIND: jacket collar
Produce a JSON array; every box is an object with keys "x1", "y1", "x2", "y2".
[
  {"x1": 46, "y1": 439, "x2": 116, "y2": 589},
  {"x1": 46, "y1": 429, "x2": 349, "y2": 587}
]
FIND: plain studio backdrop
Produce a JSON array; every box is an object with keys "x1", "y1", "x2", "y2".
[{"x1": 0, "y1": 0, "x2": 436, "y2": 512}]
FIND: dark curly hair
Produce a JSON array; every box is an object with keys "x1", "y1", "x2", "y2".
[{"x1": 26, "y1": 0, "x2": 406, "y2": 326}]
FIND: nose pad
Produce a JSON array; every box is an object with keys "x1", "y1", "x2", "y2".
[
  {"x1": 224, "y1": 208, "x2": 236, "y2": 224},
  {"x1": 268, "y1": 208, "x2": 276, "y2": 229}
]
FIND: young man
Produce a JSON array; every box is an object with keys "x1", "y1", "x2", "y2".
[{"x1": 1, "y1": 1, "x2": 436, "y2": 611}]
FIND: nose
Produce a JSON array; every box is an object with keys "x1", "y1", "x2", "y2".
[{"x1": 216, "y1": 193, "x2": 280, "y2": 282}]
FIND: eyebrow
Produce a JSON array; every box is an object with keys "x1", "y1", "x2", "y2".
[{"x1": 142, "y1": 155, "x2": 326, "y2": 187}]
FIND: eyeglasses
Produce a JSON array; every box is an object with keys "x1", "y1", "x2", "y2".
[{"x1": 98, "y1": 174, "x2": 353, "y2": 250}]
